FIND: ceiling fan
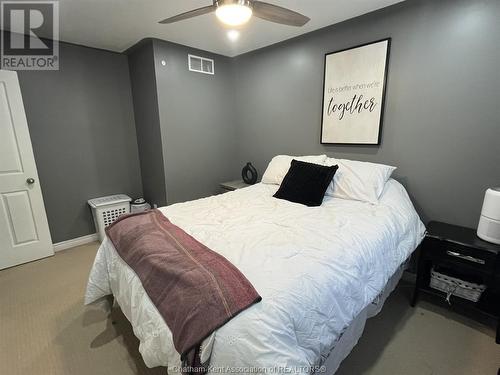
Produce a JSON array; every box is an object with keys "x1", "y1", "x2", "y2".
[{"x1": 159, "y1": 0, "x2": 310, "y2": 27}]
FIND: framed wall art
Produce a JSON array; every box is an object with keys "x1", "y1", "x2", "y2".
[{"x1": 321, "y1": 38, "x2": 391, "y2": 145}]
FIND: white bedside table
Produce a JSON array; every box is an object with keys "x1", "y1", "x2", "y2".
[{"x1": 220, "y1": 180, "x2": 250, "y2": 192}]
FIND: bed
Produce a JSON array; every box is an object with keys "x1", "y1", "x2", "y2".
[{"x1": 85, "y1": 178, "x2": 425, "y2": 374}]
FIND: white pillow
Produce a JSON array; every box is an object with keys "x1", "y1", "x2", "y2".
[
  {"x1": 261, "y1": 155, "x2": 327, "y2": 185},
  {"x1": 324, "y1": 157, "x2": 396, "y2": 203}
]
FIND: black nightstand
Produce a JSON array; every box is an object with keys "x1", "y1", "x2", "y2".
[{"x1": 411, "y1": 221, "x2": 500, "y2": 344}]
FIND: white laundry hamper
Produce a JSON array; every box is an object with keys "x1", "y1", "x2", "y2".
[{"x1": 88, "y1": 194, "x2": 131, "y2": 241}]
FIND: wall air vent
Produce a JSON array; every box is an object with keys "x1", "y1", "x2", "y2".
[{"x1": 188, "y1": 54, "x2": 214, "y2": 75}]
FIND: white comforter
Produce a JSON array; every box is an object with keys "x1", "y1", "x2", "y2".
[{"x1": 85, "y1": 180, "x2": 425, "y2": 374}]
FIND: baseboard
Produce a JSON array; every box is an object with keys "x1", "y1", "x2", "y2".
[{"x1": 53, "y1": 233, "x2": 99, "y2": 252}]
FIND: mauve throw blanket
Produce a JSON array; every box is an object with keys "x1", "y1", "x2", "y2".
[{"x1": 105, "y1": 209, "x2": 261, "y2": 373}]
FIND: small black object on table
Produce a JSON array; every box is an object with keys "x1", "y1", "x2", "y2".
[
  {"x1": 411, "y1": 221, "x2": 500, "y2": 344},
  {"x1": 242, "y1": 162, "x2": 258, "y2": 185}
]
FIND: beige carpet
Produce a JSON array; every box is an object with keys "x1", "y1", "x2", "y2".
[{"x1": 0, "y1": 243, "x2": 498, "y2": 375}]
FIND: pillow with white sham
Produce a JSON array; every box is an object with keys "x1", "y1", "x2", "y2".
[
  {"x1": 261, "y1": 155, "x2": 327, "y2": 185},
  {"x1": 324, "y1": 157, "x2": 396, "y2": 203}
]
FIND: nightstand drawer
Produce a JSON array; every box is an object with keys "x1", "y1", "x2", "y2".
[{"x1": 425, "y1": 238, "x2": 496, "y2": 273}]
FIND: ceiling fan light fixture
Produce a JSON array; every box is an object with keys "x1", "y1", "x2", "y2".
[{"x1": 215, "y1": 1, "x2": 253, "y2": 26}]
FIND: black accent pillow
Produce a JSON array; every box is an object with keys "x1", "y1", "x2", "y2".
[{"x1": 273, "y1": 160, "x2": 338, "y2": 207}]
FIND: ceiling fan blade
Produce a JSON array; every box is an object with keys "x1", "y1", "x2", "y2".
[
  {"x1": 252, "y1": 1, "x2": 310, "y2": 27},
  {"x1": 159, "y1": 5, "x2": 216, "y2": 24}
]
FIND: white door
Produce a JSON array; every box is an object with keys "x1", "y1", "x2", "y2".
[{"x1": 0, "y1": 70, "x2": 53, "y2": 269}]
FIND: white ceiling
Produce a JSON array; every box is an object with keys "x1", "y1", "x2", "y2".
[{"x1": 54, "y1": 0, "x2": 404, "y2": 56}]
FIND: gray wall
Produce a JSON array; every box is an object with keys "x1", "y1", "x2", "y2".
[
  {"x1": 127, "y1": 39, "x2": 167, "y2": 207},
  {"x1": 152, "y1": 39, "x2": 238, "y2": 204},
  {"x1": 232, "y1": 0, "x2": 500, "y2": 228},
  {"x1": 18, "y1": 41, "x2": 143, "y2": 243}
]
